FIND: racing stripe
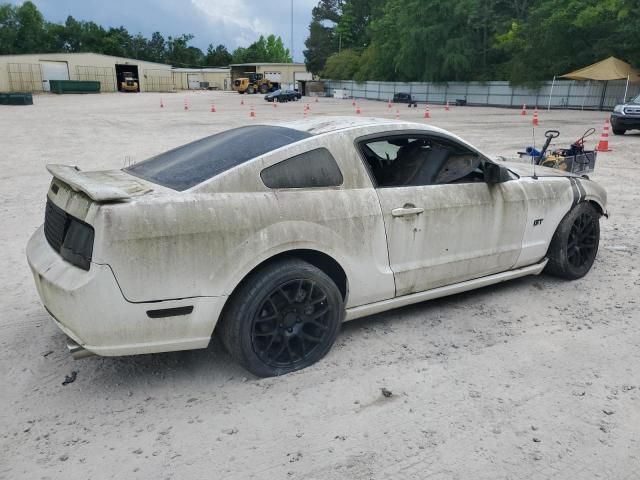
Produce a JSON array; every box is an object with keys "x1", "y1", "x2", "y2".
[
  {"x1": 568, "y1": 177, "x2": 579, "y2": 207},
  {"x1": 575, "y1": 177, "x2": 587, "y2": 202}
]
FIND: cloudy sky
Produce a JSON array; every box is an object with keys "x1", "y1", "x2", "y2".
[{"x1": 12, "y1": 0, "x2": 317, "y2": 61}]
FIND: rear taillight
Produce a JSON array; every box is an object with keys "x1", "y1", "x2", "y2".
[
  {"x1": 60, "y1": 218, "x2": 94, "y2": 270},
  {"x1": 44, "y1": 198, "x2": 94, "y2": 270}
]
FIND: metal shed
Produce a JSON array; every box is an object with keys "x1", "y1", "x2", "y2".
[
  {"x1": 171, "y1": 68, "x2": 231, "y2": 90},
  {"x1": 0, "y1": 52, "x2": 173, "y2": 93},
  {"x1": 229, "y1": 63, "x2": 312, "y2": 90}
]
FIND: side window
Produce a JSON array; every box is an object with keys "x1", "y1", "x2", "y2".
[
  {"x1": 358, "y1": 135, "x2": 485, "y2": 188},
  {"x1": 261, "y1": 148, "x2": 343, "y2": 189}
]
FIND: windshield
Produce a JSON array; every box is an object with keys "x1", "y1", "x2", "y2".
[
  {"x1": 630, "y1": 94, "x2": 640, "y2": 104},
  {"x1": 125, "y1": 125, "x2": 311, "y2": 191}
]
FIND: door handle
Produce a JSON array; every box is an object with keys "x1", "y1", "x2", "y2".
[{"x1": 391, "y1": 206, "x2": 424, "y2": 217}]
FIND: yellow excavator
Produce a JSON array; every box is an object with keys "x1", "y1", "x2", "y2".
[{"x1": 233, "y1": 73, "x2": 279, "y2": 94}]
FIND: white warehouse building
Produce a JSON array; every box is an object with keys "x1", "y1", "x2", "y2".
[{"x1": 0, "y1": 54, "x2": 312, "y2": 94}]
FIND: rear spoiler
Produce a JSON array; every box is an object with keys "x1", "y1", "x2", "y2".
[{"x1": 46, "y1": 164, "x2": 153, "y2": 202}]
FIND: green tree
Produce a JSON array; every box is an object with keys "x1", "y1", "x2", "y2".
[
  {"x1": 166, "y1": 34, "x2": 203, "y2": 66},
  {"x1": 304, "y1": 20, "x2": 335, "y2": 74},
  {"x1": 322, "y1": 48, "x2": 361, "y2": 79},
  {"x1": 335, "y1": 1, "x2": 355, "y2": 50},
  {"x1": 101, "y1": 26, "x2": 132, "y2": 58},
  {"x1": 14, "y1": 1, "x2": 51, "y2": 53},
  {"x1": 146, "y1": 32, "x2": 166, "y2": 63},
  {"x1": 264, "y1": 34, "x2": 291, "y2": 62},
  {"x1": 0, "y1": 4, "x2": 19, "y2": 54},
  {"x1": 205, "y1": 44, "x2": 232, "y2": 66},
  {"x1": 304, "y1": 0, "x2": 341, "y2": 74},
  {"x1": 232, "y1": 34, "x2": 291, "y2": 63}
]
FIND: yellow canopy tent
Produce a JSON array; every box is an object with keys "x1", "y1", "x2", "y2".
[
  {"x1": 555, "y1": 56, "x2": 640, "y2": 110},
  {"x1": 560, "y1": 56, "x2": 640, "y2": 82}
]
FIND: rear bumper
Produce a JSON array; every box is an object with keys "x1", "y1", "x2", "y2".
[
  {"x1": 27, "y1": 226, "x2": 227, "y2": 357},
  {"x1": 610, "y1": 114, "x2": 640, "y2": 129}
]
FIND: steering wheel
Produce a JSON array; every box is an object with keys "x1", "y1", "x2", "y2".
[{"x1": 545, "y1": 130, "x2": 560, "y2": 140}]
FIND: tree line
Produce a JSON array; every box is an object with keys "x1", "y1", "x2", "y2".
[
  {"x1": 303, "y1": 0, "x2": 640, "y2": 84},
  {"x1": 0, "y1": 1, "x2": 292, "y2": 67}
]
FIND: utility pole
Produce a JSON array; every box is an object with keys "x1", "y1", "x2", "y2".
[{"x1": 291, "y1": 0, "x2": 294, "y2": 60}]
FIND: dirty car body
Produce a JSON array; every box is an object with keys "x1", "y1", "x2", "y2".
[{"x1": 26, "y1": 117, "x2": 608, "y2": 376}]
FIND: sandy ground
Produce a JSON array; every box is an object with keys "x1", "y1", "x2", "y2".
[{"x1": 1, "y1": 91, "x2": 639, "y2": 480}]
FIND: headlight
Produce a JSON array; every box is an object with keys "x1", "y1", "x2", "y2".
[
  {"x1": 613, "y1": 105, "x2": 624, "y2": 113},
  {"x1": 60, "y1": 218, "x2": 94, "y2": 271}
]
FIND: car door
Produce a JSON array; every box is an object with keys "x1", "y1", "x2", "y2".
[{"x1": 358, "y1": 132, "x2": 528, "y2": 297}]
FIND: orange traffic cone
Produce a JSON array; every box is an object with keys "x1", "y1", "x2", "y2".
[
  {"x1": 315, "y1": 96, "x2": 319, "y2": 103},
  {"x1": 273, "y1": 99, "x2": 277, "y2": 108},
  {"x1": 596, "y1": 119, "x2": 612, "y2": 152},
  {"x1": 210, "y1": 102, "x2": 216, "y2": 112},
  {"x1": 445, "y1": 101, "x2": 450, "y2": 111},
  {"x1": 241, "y1": 98, "x2": 244, "y2": 106},
  {"x1": 250, "y1": 105, "x2": 255, "y2": 118},
  {"x1": 395, "y1": 109, "x2": 400, "y2": 120},
  {"x1": 521, "y1": 104, "x2": 527, "y2": 115},
  {"x1": 184, "y1": 98, "x2": 188, "y2": 111},
  {"x1": 352, "y1": 99, "x2": 356, "y2": 107},
  {"x1": 160, "y1": 97, "x2": 164, "y2": 108},
  {"x1": 355, "y1": 104, "x2": 361, "y2": 115},
  {"x1": 388, "y1": 98, "x2": 392, "y2": 108},
  {"x1": 532, "y1": 108, "x2": 539, "y2": 126},
  {"x1": 424, "y1": 105, "x2": 430, "y2": 119}
]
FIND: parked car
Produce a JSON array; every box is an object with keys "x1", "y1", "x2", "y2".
[
  {"x1": 264, "y1": 89, "x2": 301, "y2": 103},
  {"x1": 27, "y1": 118, "x2": 607, "y2": 377},
  {"x1": 393, "y1": 92, "x2": 418, "y2": 107},
  {"x1": 611, "y1": 94, "x2": 640, "y2": 134}
]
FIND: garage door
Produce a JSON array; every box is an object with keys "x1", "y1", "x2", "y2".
[
  {"x1": 41, "y1": 61, "x2": 69, "y2": 91},
  {"x1": 188, "y1": 74, "x2": 201, "y2": 90}
]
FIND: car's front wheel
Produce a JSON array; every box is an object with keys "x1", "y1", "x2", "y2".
[
  {"x1": 218, "y1": 259, "x2": 343, "y2": 377},
  {"x1": 545, "y1": 202, "x2": 600, "y2": 279},
  {"x1": 611, "y1": 126, "x2": 626, "y2": 135}
]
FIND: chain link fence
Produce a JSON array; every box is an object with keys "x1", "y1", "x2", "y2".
[
  {"x1": 74, "y1": 65, "x2": 116, "y2": 92},
  {"x1": 144, "y1": 69, "x2": 176, "y2": 92},
  {"x1": 8, "y1": 63, "x2": 44, "y2": 92},
  {"x1": 323, "y1": 79, "x2": 640, "y2": 110}
]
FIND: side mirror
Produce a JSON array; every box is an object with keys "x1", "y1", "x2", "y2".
[{"x1": 484, "y1": 162, "x2": 511, "y2": 184}]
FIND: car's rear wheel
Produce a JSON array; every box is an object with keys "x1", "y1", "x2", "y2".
[
  {"x1": 218, "y1": 259, "x2": 343, "y2": 377},
  {"x1": 545, "y1": 202, "x2": 600, "y2": 280}
]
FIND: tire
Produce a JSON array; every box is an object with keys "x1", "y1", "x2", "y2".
[
  {"x1": 611, "y1": 126, "x2": 625, "y2": 135},
  {"x1": 259, "y1": 84, "x2": 269, "y2": 94},
  {"x1": 544, "y1": 202, "x2": 600, "y2": 280},
  {"x1": 247, "y1": 85, "x2": 255, "y2": 94},
  {"x1": 218, "y1": 259, "x2": 344, "y2": 377}
]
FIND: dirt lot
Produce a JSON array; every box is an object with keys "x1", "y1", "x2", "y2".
[{"x1": 1, "y1": 91, "x2": 639, "y2": 479}]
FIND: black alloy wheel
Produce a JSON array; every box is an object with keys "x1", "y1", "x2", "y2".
[
  {"x1": 218, "y1": 259, "x2": 343, "y2": 377},
  {"x1": 545, "y1": 202, "x2": 600, "y2": 280},
  {"x1": 251, "y1": 279, "x2": 333, "y2": 369}
]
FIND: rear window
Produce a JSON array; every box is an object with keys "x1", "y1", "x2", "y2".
[
  {"x1": 260, "y1": 148, "x2": 343, "y2": 189},
  {"x1": 124, "y1": 125, "x2": 311, "y2": 191}
]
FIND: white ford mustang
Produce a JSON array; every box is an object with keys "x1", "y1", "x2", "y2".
[{"x1": 27, "y1": 117, "x2": 607, "y2": 376}]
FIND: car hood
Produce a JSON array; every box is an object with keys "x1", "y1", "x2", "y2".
[{"x1": 496, "y1": 159, "x2": 583, "y2": 178}]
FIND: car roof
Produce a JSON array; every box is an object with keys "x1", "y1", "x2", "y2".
[
  {"x1": 270, "y1": 116, "x2": 490, "y2": 159},
  {"x1": 270, "y1": 116, "x2": 443, "y2": 136}
]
